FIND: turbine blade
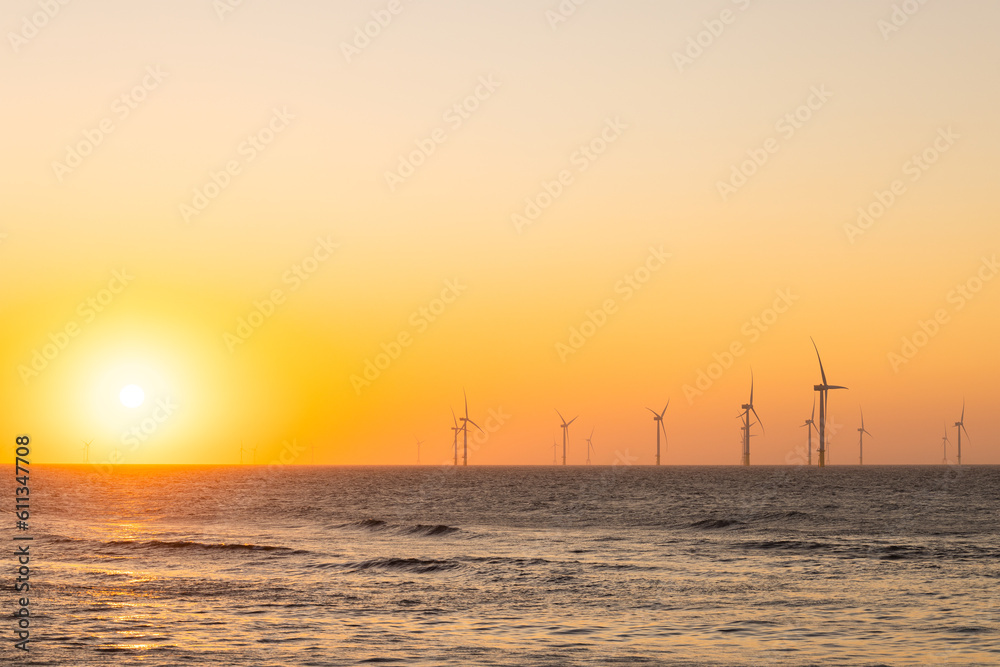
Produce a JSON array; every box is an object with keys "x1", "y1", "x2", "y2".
[
  {"x1": 590, "y1": 427, "x2": 595, "y2": 439},
  {"x1": 464, "y1": 389, "x2": 469, "y2": 418},
  {"x1": 568, "y1": 416, "x2": 578, "y2": 426},
  {"x1": 828, "y1": 385, "x2": 849, "y2": 391},
  {"x1": 962, "y1": 424, "x2": 971, "y2": 442},
  {"x1": 811, "y1": 394, "x2": 816, "y2": 421},
  {"x1": 961, "y1": 399, "x2": 966, "y2": 422},
  {"x1": 467, "y1": 419, "x2": 485, "y2": 433},
  {"x1": 751, "y1": 407, "x2": 764, "y2": 434},
  {"x1": 750, "y1": 370, "x2": 754, "y2": 405},
  {"x1": 660, "y1": 401, "x2": 670, "y2": 419},
  {"x1": 646, "y1": 407, "x2": 659, "y2": 417},
  {"x1": 556, "y1": 409, "x2": 565, "y2": 423},
  {"x1": 451, "y1": 408, "x2": 458, "y2": 428},
  {"x1": 810, "y1": 337, "x2": 828, "y2": 386}
]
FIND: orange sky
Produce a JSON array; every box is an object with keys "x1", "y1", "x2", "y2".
[{"x1": 2, "y1": 0, "x2": 998, "y2": 466}]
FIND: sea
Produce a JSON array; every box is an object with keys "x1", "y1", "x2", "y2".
[{"x1": 3, "y1": 464, "x2": 999, "y2": 666}]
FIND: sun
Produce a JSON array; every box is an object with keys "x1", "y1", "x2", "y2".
[{"x1": 120, "y1": 384, "x2": 145, "y2": 408}]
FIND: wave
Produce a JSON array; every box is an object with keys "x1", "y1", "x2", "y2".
[
  {"x1": 338, "y1": 519, "x2": 461, "y2": 538},
  {"x1": 347, "y1": 557, "x2": 460, "y2": 574},
  {"x1": 688, "y1": 519, "x2": 746, "y2": 530},
  {"x1": 103, "y1": 539, "x2": 305, "y2": 554}
]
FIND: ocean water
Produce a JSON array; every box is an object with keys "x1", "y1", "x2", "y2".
[{"x1": 4, "y1": 464, "x2": 1000, "y2": 666}]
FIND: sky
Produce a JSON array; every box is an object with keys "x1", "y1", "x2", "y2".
[{"x1": 2, "y1": 0, "x2": 998, "y2": 466}]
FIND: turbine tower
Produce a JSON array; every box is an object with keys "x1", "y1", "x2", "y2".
[
  {"x1": 556, "y1": 410, "x2": 577, "y2": 465},
  {"x1": 811, "y1": 338, "x2": 848, "y2": 467},
  {"x1": 954, "y1": 401, "x2": 970, "y2": 466},
  {"x1": 647, "y1": 402, "x2": 669, "y2": 465},
  {"x1": 458, "y1": 390, "x2": 483, "y2": 466},
  {"x1": 82, "y1": 439, "x2": 92, "y2": 464},
  {"x1": 585, "y1": 428, "x2": 596, "y2": 465},
  {"x1": 739, "y1": 373, "x2": 763, "y2": 466},
  {"x1": 552, "y1": 437, "x2": 558, "y2": 465},
  {"x1": 941, "y1": 425, "x2": 951, "y2": 465},
  {"x1": 801, "y1": 397, "x2": 818, "y2": 465},
  {"x1": 857, "y1": 408, "x2": 872, "y2": 465},
  {"x1": 450, "y1": 409, "x2": 462, "y2": 466},
  {"x1": 416, "y1": 439, "x2": 423, "y2": 464}
]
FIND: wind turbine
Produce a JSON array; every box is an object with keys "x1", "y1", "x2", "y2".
[
  {"x1": 556, "y1": 410, "x2": 577, "y2": 465},
  {"x1": 811, "y1": 338, "x2": 848, "y2": 467},
  {"x1": 647, "y1": 402, "x2": 669, "y2": 465},
  {"x1": 941, "y1": 425, "x2": 951, "y2": 465},
  {"x1": 954, "y1": 401, "x2": 970, "y2": 466},
  {"x1": 857, "y1": 407, "x2": 872, "y2": 465},
  {"x1": 801, "y1": 396, "x2": 818, "y2": 465},
  {"x1": 738, "y1": 373, "x2": 763, "y2": 466},
  {"x1": 82, "y1": 439, "x2": 92, "y2": 464},
  {"x1": 416, "y1": 438, "x2": 424, "y2": 464},
  {"x1": 458, "y1": 390, "x2": 483, "y2": 466},
  {"x1": 450, "y1": 409, "x2": 462, "y2": 466},
  {"x1": 585, "y1": 428, "x2": 596, "y2": 465},
  {"x1": 552, "y1": 437, "x2": 558, "y2": 465}
]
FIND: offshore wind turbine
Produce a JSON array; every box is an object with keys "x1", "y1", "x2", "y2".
[
  {"x1": 811, "y1": 337, "x2": 848, "y2": 467},
  {"x1": 801, "y1": 397, "x2": 818, "y2": 465},
  {"x1": 556, "y1": 410, "x2": 578, "y2": 465},
  {"x1": 647, "y1": 402, "x2": 669, "y2": 465},
  {"x1": 82, "y1": 439, "x2": 92, "y2": 464},
  {"x1": 585, "y1": 428, "x2": 596, "y2": 465},
  {"x1": 739, "y1": 373, "x2": 763, "y2": 466},
  {"x1": 954, "y1": 401, "x2": 971, "y2": 466},
  {"x1": 941, "y1": 425, "x2": 951, "y2": 464},
  {"x1": 458, "y1": 390, "x2": 483, "y2": 466},
  {"x1": 552, "y1": 437, "x2": 558, "y2": 465},
  {"x1": 450, "y1": 409, "x2": 462, "y2": 466},
  {"x1": 857, "y1": 408, "x2": 872, "y2": 465},
  {"x1": 416, "y1": 438, "x2": 424, "y2": 464}
]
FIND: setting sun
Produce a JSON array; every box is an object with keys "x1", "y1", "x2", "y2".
[{"x1": 119, "y1": 384, "x2": 145, "y2": 409}]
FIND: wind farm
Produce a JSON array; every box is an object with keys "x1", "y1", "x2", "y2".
[{"x1": 417, "y1": 338, "x2": 978, "y2": 467}]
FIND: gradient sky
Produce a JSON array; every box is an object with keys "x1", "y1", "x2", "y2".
[{"x1": 3, "y1": 0, "x2": 998, "y2": 466}]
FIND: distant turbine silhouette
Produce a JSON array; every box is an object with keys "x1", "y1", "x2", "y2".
[
  {"x1": 954, "y1": 400, "x2": 970, "y2": 466},
  {"x1": 458, "y1": 390, "x2": 483, "y2": 466},
  {"x1": 811, "y1": 338, "x2": 848, "y2": 468},
  {"x1": 552, "y1": 437, "x2": 558, "y2": 465},
  {"x1": 585, "y1": 428, "x2": 596, "y2": 465},
  {"x1": 800, "y1": 396, "x2": 818, "y2": 465},
  {"x1": 739, "y1": 373, "x2": 763, "y2": 466},
  {"x1": 450, "y1": 409, "x2": 462, "y2": 466},
  {"x1": 941, "y1": 425, "x2": 951, "y2": 465},
  {"x1": 82, "y1": 439, "x2": 92, "y2": 464},
  {"x1": 857, "y1": 407, "x2": 872, "y2": 465},
  {"x1": 647, "y1": 402, "x2": 669, "y2": 465},
  {"x1": 416, "y1": 438, "x2": 424, "y2": 464},
  {"x1": 556, "y1": 410, "x2": 578, "y2": 465}
]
